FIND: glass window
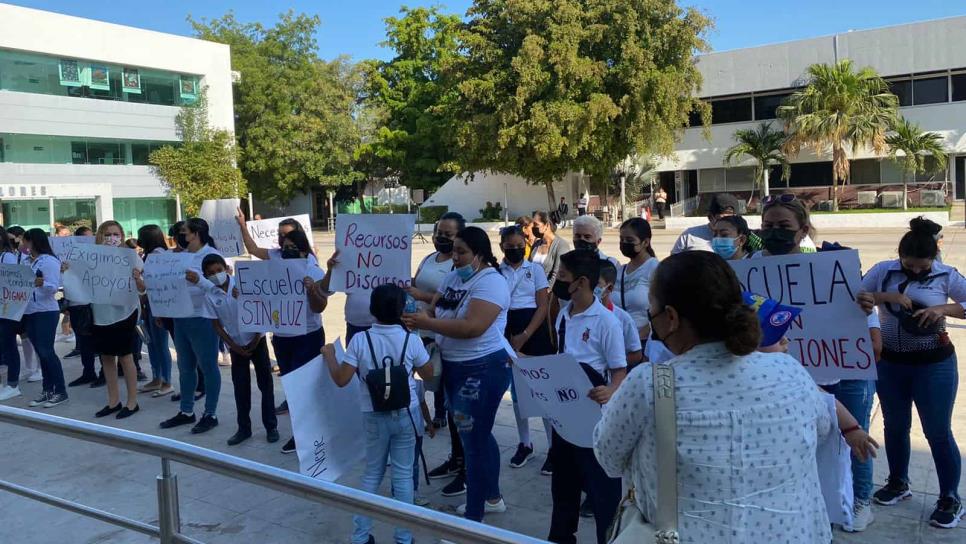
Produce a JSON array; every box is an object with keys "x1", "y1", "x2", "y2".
[
  {"x1": 2, "y1": 200, "x2": 51, "y2": 232},
  {"x1": 54, "y1": 199, "x2": 96, "y2": 229},
  {"x1": 753, "y1": 93, "x2": 792, "y2": 120},
  {"x1": 114, "y1": 198, "x2": 178, "y2": 237},
  {"x1": 711, "y1": 96, "x2": 753, "y2": 124},
  {"x1": 952, "y1": 73, "x2": 966, "y2": 102},
  {"x1": 913, "y1": 76, "x2": 948, "y2": 105},
  {"x1": 787, "y1": 161, "x2": 834, "y2": 188},
  {"x1": 1, "y1": 133, "x2": 172, "y2": 165},
  {"x1": 888, "y1": 78, "x2": 912, "y2": 107}
]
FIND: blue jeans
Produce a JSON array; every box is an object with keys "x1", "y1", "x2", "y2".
[
  {"x1": 824, "y1": 380, "x2": 876, "y2": 503},
  {"x1": 23, "y1": 311, "x2": 65, "y2": 395},
  {"x1": 0, "y1": 318, "x2": 21, "y2": 386},
  {"x1": 144, "y1": 308, "x2": 172, "y2": 383},
  {"x1": 353, "y1": 410, "x2": 416, "y2": 544},
  {"x1": 173, "y1": 317, "x2": 220, "y2": 416},
  {"x1": 878, "y1": 355, "x2": 961, "y2": 499},
  {"x1": 443, "y1": 350, "x2": 510, "y2": 522}
]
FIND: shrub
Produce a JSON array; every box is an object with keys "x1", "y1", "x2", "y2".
[{"x1": 419, "y1": 205, "x2": 448, "y2": 223}]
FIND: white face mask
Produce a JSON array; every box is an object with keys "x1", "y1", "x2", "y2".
[
  {"x1": 104, "y1": 234, "x2": 123, "y2": 247},
  {"x1": 206, "y1": 272, "x2": 228, "y2": 286}
]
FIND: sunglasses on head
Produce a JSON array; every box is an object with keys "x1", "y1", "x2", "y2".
[{"x1": 762, "y1": 194, "x2": 796, "y2": 206}]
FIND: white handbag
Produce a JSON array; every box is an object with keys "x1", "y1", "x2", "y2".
[{"x1": 607, "y1": 362, "x2": 679, "y2": 544}]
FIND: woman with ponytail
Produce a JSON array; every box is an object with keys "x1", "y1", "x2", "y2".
[
  {"x1": 614, "y1": 217, "x2": 659, "y2": 342},
  {"x1": 594, "y1": 251, "x2": 837, "y2": 543},
  {"x1": 402, "y1": 226, "x2": 510, "y2": 522}
]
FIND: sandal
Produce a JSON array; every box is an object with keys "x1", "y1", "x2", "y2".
[{"x1": 153, "y1": 385, "x2": 174, "y2": 397}]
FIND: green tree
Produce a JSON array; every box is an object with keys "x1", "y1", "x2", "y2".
[
  {"x1": 358, "y1": 6, "x2": 462, "y2": 191},
  {"x1": 191, "y1": 12, "x2": 364, "y2": 205},
  {"x1": 723, "y1": 122, "x2": 790, "y2": 205},
  {"x1": 886, "y1": 117, "x2": 948, "y2": 210},
  {"x1": 440, "y1": 0, "x2": 710, "y2": 210},
  {"x1": 778, "y1": 60, "x2": 898, "y2": 211},
  {"x1": 149, "y1": 89, "x2": 246, "y2": 216}
]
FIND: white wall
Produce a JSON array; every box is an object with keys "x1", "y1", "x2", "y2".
[
  {"x1": 0, "y1": 163, "x2": 166, "y2": 198},
  {"x1": 422, "y1": 172, "x2": 577, "y2": 220}
]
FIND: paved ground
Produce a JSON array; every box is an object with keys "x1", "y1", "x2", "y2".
[{"x1": 0, "y1": 224, "x2": 964, "y2": 543}]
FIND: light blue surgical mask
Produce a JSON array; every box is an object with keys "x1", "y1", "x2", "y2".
[
  {"x1": 711, "y1": 237, "x2": 738, "y2": 259},
  {"x1": 593, "y1": 286, "x2": 604, "y2": 299},
  {"x1": 456, "y1": 261, "x2": 478, "y2": 282},
  {"x1": 207, "y1": 272, "x2": 228, "y2": 286}
]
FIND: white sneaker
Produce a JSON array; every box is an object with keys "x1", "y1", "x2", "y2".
[
  {"x1": 56, "y1": 333, "x2": 74, "y2": 343},
  {"x1": 456, "y1": 498, "x2": 506, "y2": 515},
  {"x1": 843, "y1": 501, "x2": 874, "y2": 532},
  {"x1": 27, "y1": 371, "x2": 43, "y2": 383},
  {"x1": 0, "y1": 385, "x2": 22, "y2": 401}
]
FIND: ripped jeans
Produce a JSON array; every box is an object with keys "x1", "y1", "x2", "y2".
[{"x1": 442, "y1": 350, "x2": 510, "y2": 522}]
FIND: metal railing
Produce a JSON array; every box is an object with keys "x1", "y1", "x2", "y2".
[{"x1": 0, "y1": 406, "x2": 546, "y2": 544}]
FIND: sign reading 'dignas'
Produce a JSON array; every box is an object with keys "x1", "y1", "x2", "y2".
[
  {"x1": 235, "y1": 259, "x2": 309, "y2": 335},
  {"x1": 200, "y1": 198, "x2": 243, "y2": 258},
  {"x1": 729, "y1": 250, "x2": 876, "y2": 382},
  {"x1": 61, "y1": 245, "x2": 140, "y2": 307},
  {"x1": 0, "y1": 264, "x2": 36, "y2": 321},
  {"x1": 329, "y1": 214, "x2": 415, "y2": 294}
]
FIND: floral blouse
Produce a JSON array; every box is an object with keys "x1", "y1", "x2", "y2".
[{"x1": 593, "y1": 342, "x2": 834, "y2": 544}]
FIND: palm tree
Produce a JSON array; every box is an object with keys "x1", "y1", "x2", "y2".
[
  {"x1": 723, "y1": 122, "x2": 790, "y2": 205},
  {"x1": 778, "y1": 60, "x2": 899, "y2": 211},
  {"x1": 886, "y1": 117, "x2": 948, "y2": 210}
]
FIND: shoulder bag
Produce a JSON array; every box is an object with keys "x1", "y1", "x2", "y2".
[{"x1": 607, "y1": 362, "x2": 679, "y2": 544}]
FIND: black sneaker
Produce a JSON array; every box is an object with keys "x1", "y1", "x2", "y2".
[
  {"x1": 580, "y1": 496, "x2": 594, "y2": 518},
  {"x1": 160, "y1": 412, "x2": 196, "y2": 429},
  {"x1": 873, "y1": 478, "x2": 912, "y2": 506},
  {"x1": 191, "y1": 414, "x2": 219, "y2": 434},
  {"x1": 441, "y1": 473, "x2": 467, "y2": 497},
  {"x1": 266, "y1": 429, "x2": 280, "y2": 443},
  {"x1": 540, "y1": 458, "x2": 553, "y2": 476},
  {"x1": 95, "y1": 404, "x2": 122, "y2": 418},
  {"x1": 42, "y1": 393, "x2": 69, "y2": 408},
  {"x1": 69, "y1": 374, "x2": 96, "y2": 387},
  {"x1": 930, "y1": 496, "x2": 964, "y2": 529},
  {"x1": 276, "y1": 400, "x2": 289, "y2": 415},
  {"x1": 509, "y1": 443, "x2": 534, "y2": 468},
  {"x1": 281, "y1": 437, "x2": 296, "y2": 454},
  {"x1": 64, "y1": 349, "x2": 81, "y2": 359},
  {"x1": 427, "y1": 457, "x2": 461, "y2": 480},
  {"x1": 227, "y1": 428, "x2": 252, "y2": 446}
]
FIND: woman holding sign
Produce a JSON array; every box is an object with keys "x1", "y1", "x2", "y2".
[
  {"x1": 0, "y1": 227, "x2": 24, "y2": 401},
  {"x1": 402, "y1": 226, "x2": 510, "y2": 522},
  {"x1": 861, "y1": 217, "x2": 966, "y2": 529},
  {"x1": 21, "y1": 229, "x2": 68, "y2": 408},
  {"x1": 136, "y1": 225, "x2": 174, "y2": 397}
]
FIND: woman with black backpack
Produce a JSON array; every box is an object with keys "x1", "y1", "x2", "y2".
[{"x1": 323, "y1": 284, "x2": 434, "y2": 544}]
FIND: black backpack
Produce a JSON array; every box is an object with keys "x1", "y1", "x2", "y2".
[{"x1": 362, "y1": 331, "x2": 412, "y2": 412}]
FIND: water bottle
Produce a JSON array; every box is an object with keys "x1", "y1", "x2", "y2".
[{"x1": 404, "y1": 294, "x2": 418, "y2": 314}]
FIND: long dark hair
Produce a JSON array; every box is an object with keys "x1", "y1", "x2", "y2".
[
  {"x1": 185, "y1": 218, "x2": 217, "y2": 249},
  {"x1": 619, "y1": 217, "x2": 656, "y2": 257},
  {"x1": 281, "y1": 229, "x2": 315, "y2": 257},
  {"x1": 898, "y1": 216, "x2": 941, "y2": 260},
  {"x1": 137, "y1": 225, "x2": 168, "y2": 260},
  {"x1": 457, "y1": 226, "x2": 500, "y2": 271},
  {"x1": 0, "y1": 226, "x2": 13, "y2": 254},
  {"x1": 23, "y1": 228, "x2": 56, "y2": 258}
]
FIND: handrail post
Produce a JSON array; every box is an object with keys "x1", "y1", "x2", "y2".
[{"x1": 157, "y1": 457, "x2": 181, "y2": 544}]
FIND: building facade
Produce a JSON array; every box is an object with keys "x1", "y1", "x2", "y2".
[{"x1": 0, "y1": 3, "x2": 234, "y2": 234}]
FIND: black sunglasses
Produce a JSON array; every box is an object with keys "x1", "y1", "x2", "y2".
[{"x1": 762, "y1": 194, "x2": 796, "y2": 206}]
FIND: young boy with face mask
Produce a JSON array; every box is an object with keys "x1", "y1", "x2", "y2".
[{"x1": 596, "y1": 260, "x2": 643, "y2": 368}]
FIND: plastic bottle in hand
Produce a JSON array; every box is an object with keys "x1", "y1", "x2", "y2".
[{"x1": 404, "y1": 294, "x2": 418, "y2": 314}]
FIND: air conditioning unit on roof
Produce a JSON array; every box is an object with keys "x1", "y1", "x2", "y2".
[
  {"x1": 920, "y1": 190, "x2": 945, "y2": 207},
  {"x1": 879, "y1": 191, "x2": 904, "y2": 209}
]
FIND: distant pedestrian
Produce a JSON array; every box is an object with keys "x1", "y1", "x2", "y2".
[
  {"x1": 576, "y1": 195, "x2": 588, "y2": 216},
  {"x1": 557, "y1": 197, "x2": 570, "y2": 226},
  {"x1": 654, "y1": 186, "x2": 667, "y2": 220}
]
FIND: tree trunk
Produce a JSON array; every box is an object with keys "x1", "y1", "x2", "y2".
[
  {"x1": 763, "y1": 167, "x2": 771, "y2": 200},
  {"x1": 545, "y1": 180, "x2": 557, "y2": 212},
  {"x1": 902, "y1": 170, "x2": 909, "y2": 211}
]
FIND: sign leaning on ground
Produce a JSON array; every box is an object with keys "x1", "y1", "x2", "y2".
[
  {"x1": 200, "y1": 198, "x2": 243, "y2": 257},
  {"x1": 246, "y1": 214, "x2": 314, "y2": 255},
  {"x1": 0, "y1": 263, "x2": 36, "y2": 321},
  {"x1": 729, "y1": 250, "x2": 876, "y2": 382},
  {"x1": 512, "y1": 353, "x2": 601, "y2": 448},
  {"x1": 142, "y1": 252, "x2": 195, "y2": 318},
  {"x1": 234, "y1": 259, "x2": 309, "y2": 335},
  {"x1": 61, "y1": 244, "x2": 141, "y2": 306},
  {"x1": 49, "y1": 236, "x2": 94, "y2": 261},
  {"x1": 329, "y1": 214, "x2": 415, "y2": 293}
]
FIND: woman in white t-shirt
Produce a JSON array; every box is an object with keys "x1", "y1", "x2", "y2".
[
  {"x1": 0, "y1": 227, "x2": 26, "y2": 401},
  {"x1": 614, "y1": 218, "x2": 659, "y2": 342},
  {"x1": 402, "y1": 226, "x2": 510, "y2": 522}
]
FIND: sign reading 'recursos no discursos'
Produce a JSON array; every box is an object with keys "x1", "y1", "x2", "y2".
[{"x1": 328, "y1": 214, "x2": 415, "y2": 295}]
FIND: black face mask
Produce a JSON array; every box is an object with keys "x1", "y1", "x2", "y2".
[
  {"x1": 281, "y1": 247, "x2": 301, "y2": 259},
  {"x1": 573, "y1": 239, "x2": 597, "y2": 251},
  {"x1": 552, "y1": 280, "x2": 573, "y2": 301},
  {"x1": 175, "y1": 233, "x2": 188, "y2": 249},
  {"x1": 619, "y1": 242, "x2": 641, "y2": 259},
  {"x1": 902, "y1": 267, "x2": 931, "y2": 282},
  {"x1": 531, "y1": 226, "x2": 543, "y2": 240},
  {"x1": 434, "y1": 237, "x2": 454, "y2": 254},
  {"x1": 504, "y1": 248, "x2": 525, "y2": 265},
  {"x1": 760, "y1": 228, "x2": 798, "y2": 255}
]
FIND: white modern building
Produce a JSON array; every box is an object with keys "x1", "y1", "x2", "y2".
[{"x1": 0, "y1": 3, "x2": 234, "y2": 234}]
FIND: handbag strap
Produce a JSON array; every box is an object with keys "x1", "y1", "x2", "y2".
[{"x1": 652, "y1": 362, "x2": 679, "y2": 538}]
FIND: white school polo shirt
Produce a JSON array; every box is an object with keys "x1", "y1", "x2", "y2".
[
  {"x1": 615, "y1": 258, "x2": 660, "y2": 329},
  {"x1": 554, "y1": 299, "x2": 626, "y2": 378},
  {"x1": 610, "y1": 304, "x2": 643, "y2": 353},
  {"x1": 500, "y1": 260, "x2": 549, "y2": 310},
  {"x1": 343, "y1": 323, "x2": 430, "y2": 412},
  {"x1": 200, "y1": 275, "x2": 258, "y2": 346}
]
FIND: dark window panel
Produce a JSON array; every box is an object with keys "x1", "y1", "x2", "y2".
[
  {"x1": 787, "y1": 161, "x2": 835, "y2": 188},
  {"x1": 913, "y1": 76, "x2": 948, "y2": 105},
  {"x1": 753, "y1": 93, "x2": 791, "y2": 120},
  {"x1": 952, "y1": 73, "x2": 966, "y2": 102},
  {"x1": 888, "y1": 79, "x2": 912, "y2": 107},
  {"x1": 711, "y1": 96, "x2": 753, "y2": 124}
]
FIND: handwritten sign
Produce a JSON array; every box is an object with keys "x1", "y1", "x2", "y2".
[
  {"x1": 329, "y1": 214, "x2": 415, "y2": 294},
  {"x1": 512, "y1": 354, "x2": 600, "y2": 447},
  {"x1": 729, "y1": 250, "x2": 876, "y2": 382},
  {"x1": 49, "y1": 236, "x2": 94, "y2": 260},
  {"x1": 246, "y1": 214, "x2": 313, "y2": 254},
  {"x1": 0, "y1": 264, "x2": 35, "y2": 320},
  {"x1": 235, "y1": 259, "x2": 309, "y2": 335},
  {"x1": 62, "y1": 245, "x2": 140, "y2": 306},
  {"x1": 199, "y1": 198, "x2": 243, "y2": 257},
  {"x1": 282, "y1": 353, "x2": 364, "y2": 481},
  {"x1": 143, "y1": 252, "x2": 195, "y2": 318}
]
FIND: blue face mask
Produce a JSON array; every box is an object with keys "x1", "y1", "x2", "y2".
[
  {"x1": 456, "y1": 260, "x2": 478, "y2": 282},
  {"x1": 593, "y1": 286, "x2": 604, "y2": 299},
  {"x1": 711, "y1": 237, "x2": 738, "y2": 259}
]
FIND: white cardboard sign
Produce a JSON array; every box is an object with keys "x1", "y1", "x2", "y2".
[
  {"x1": 49, "y1": 236, "x2": 94, "y2": 260},
  {"x1": 234, "y1": 259, "x2": 309, "y2": 335},
  {"x1": 0, "y1": 264, "x2": 36, "y2": 321},
  {"x1": 143, "y1": 252, "x2": 195, "y2": 318},
  {"x1": 61, "y1": 244, "x2": 140, "y2": 306},
  {"x1": 246, "y1": 214, "x2": 313, "y2": 254},
  {"x1": 512, "y1": 354, "x2": 601, "y2": 448},
  {"x1": 200, "y1": 198, "x2": 243, "y2": 257},
  {"x1": 329, "y1": 214, "x2": 415, "y2": 294}
]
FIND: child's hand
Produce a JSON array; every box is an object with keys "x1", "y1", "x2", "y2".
[{"x1": 185, "y1": 270, "x2": 199, "y2": 284}]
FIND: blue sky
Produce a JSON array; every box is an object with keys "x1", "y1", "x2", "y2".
[{"x1": 5, "y1": 0, "x2": 965, "y2": 61}]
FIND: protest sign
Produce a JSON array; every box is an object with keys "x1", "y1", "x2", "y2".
[
  {"x1": 0, "y1": 264, "x2": 36, "y2": 321},
  {"x1": 246, "y1": 214, "x2": 313, "y2": 255},
  {"x1": 49, "y1": 236, "x2": 94, "y2": 260},
  {"x1": 143, "y1": 252, "x2": 195, "y2": 318},
  {"x1": 199, "y1": 198, "x2": 243, "y2": 257},
  {"x1": 329, "y1": 214, "x2": 415, "y2": 294},
  {"x1": 282, "y1": 353, "x2": 365, "y2": 482},
  {"x1": 729, "y1": 250, "x2": 876, "y2": 382},
  {"x1": 235, "y1": 259, "x2": 309, "y2": 335},
  {"x1": 512, "y1": 354, "x2": 600, "y2": 447},
  {"x1": 62, "y1": 244, "x2": 140, "y2": 306}
]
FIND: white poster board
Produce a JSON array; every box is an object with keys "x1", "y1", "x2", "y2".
[
  {"x1": 143, "y1": 252, "x2": 195, "y2": 318},
  {"x1": 61, "y1": 245, "x2": 140, "y2": 306},
  {"x1": 281, "y1": 353, "x2": 365, "y2": 482},
  {"x1": 49, "y1": 236, "x2": 94, "y2": 260},
  {"x1": 0, "y1": 264, "x2": 36, "y2": 321},
  {"x1": 729, "y1": 250, "x2": 876, "y2": 382},
  {"x1": 329, "y1": 214, "x2": 415, "y2": 294},
  {"x1": 234, "y1": 259, "x2": 309, "y2": 335},
  {"x1": 512, "y1": 354, "x2": 600, "y2": 448},
  {"x1": 199, "y1": 198, "x2": 243, "y2": 257},
  {"x1": 246, "y1": 214, "x2": 313, "y2": 254}
]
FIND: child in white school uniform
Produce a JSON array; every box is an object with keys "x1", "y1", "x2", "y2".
[{"x1": 596, "y1": 259, "x2": 643, "y2": 367}]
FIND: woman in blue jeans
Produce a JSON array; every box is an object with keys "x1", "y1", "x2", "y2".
[
  {"x1": 160, "y1": 218, "x2": 222, "y2": 434},
  {"x1": 403, "y1": 226, "x2": 511, "y2": 522},
  {"x1": 21, "y1": 229, "x2": 68, "y2": 408},
  {"x1": 0, "y1": 227, "x2": 24, "y2": 401},
  {"x1": 135, "y1": 225, "x2": 174, "y2": 397},
  {"x1": 861, "y1": 217, "x2": 966, "y2": 529}
]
